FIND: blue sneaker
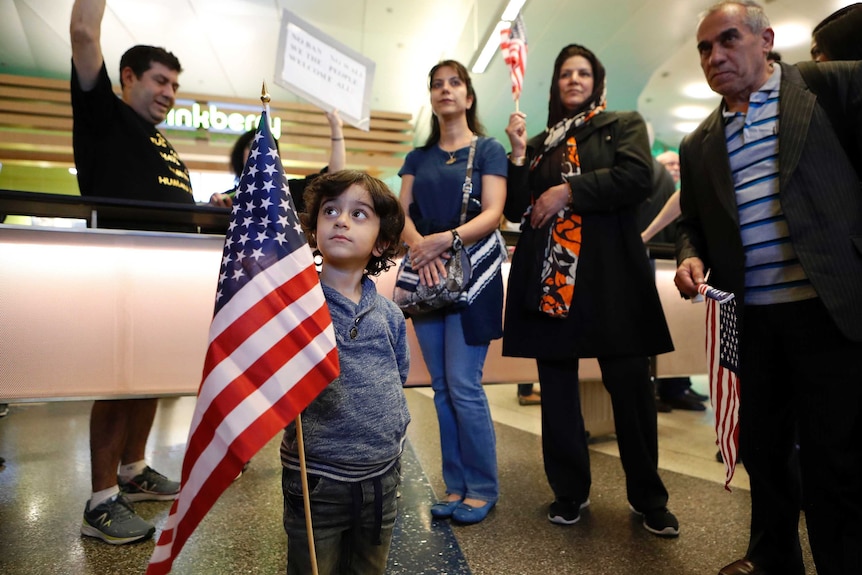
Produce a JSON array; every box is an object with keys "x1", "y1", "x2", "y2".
[
  {"x1": 119, "y1": 466, "x2": 180, "y2": 502},
  {"x1": 81, "y1": 494, "x2": 155, "y2": 545}
]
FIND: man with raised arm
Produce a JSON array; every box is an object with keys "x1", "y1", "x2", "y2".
[{"x1": 70, "y1": 0, "x2": 191, "y2": 545}]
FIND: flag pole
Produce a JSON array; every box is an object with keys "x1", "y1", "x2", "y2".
[
  {"x1": 515, "y1": 97, "x2": 520, "y2": 114},
  {"x1": 263, "y1": 80, "x2": 321, "y2": 575},
  {"x1": 295, "y1": 415, "x2": 320, "y2": 575},
  {"x1": 261, "y1": 81, "x2": 272, "y2": 118}
]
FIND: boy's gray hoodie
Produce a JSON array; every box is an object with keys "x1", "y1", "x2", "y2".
[{"x1": 280, "y1": 276, "x2": 410, "y2": 481}]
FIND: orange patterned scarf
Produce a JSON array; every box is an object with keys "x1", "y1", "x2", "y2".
[{"x1": 536, "y1": 104, "x2": 604, "y2": 318}]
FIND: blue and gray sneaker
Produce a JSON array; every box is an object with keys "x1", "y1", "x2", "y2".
[
  {"x1": 81, "y1": 494, "x2": 155, "y2": 545},
  {"x1": 119, "y1": 466, "x2": 180, "y2": 502}
]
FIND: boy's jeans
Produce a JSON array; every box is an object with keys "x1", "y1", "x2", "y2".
[{"x1": 282, "y1": 463, "x2": 400, "y2": 575}]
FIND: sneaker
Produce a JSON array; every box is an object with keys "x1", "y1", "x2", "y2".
[
  {"x1": 119, "y1": 466, "x2": 180, "y2": 502},
  {"x1": 630, "y1": 504, "x2": 680, "y2": 537},
  {"x1": 548, "y1": 498, "x2": 590, "y2": 525},
  {"x1": 234, "y1": 461, "x2": 251, "y2": 482},
  {"x1": 81, "y1": 494, "x2": 155, "y2": 545}
]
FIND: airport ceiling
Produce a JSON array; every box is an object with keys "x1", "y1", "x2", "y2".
[{"x1": 0, "y1": 0, "x2": 854, "y2": 154}]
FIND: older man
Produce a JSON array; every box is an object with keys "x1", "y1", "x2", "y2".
[{"x1": 674, "y1": 2, "x2": 862, "y2": 574}]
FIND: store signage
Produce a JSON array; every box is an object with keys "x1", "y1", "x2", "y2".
[{"x1": 162, "y1": 102, "x2": 282, "y2": 139}]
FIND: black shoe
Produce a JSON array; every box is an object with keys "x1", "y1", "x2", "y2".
[
  {"x1": 716, "y1": 450, "x2": 741, "y2": 465},
  {"x1": 655, "y1": 398, "x2": 673, "y2": 413},
  {"x1": 663, "y1": 393, "x2": 706, "y2": 411},
  {"x1": 686, "y1": 388, "x2": 709, "y2": 402},
  {"x1": 548, "y1": 498, "x2": 590, "y2": 525}
]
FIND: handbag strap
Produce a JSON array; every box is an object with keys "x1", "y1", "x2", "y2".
[{"x1": 459, "y1": 135, "x2": 478, "y2": 225}]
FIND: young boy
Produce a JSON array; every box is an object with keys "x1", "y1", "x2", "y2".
[{"x1": 280, "y1": 170, "x2": 410, "y2": 575}]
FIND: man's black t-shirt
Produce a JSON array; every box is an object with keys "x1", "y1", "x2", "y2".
[{"x1": 71, "y1": 62, "x2": 194, "y2": 206}]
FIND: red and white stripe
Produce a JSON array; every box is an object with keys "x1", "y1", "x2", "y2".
[
  {"x1": 701, "y1": 283, "x2": 740, "y2": 491},
  {"x1": 500, "y1": 15, "x2": 527, "y2": 100}
]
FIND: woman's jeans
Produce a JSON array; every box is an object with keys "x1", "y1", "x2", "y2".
[{"x1": 413, "y1": 311, "x2": 498, "y2": 502}]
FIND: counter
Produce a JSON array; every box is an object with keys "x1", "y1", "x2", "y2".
[{"x1": 1, "y1": 191, "x2": 707, "y2": 434}]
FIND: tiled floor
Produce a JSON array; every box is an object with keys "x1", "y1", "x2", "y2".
[{"x1": 0, "y1": 378, "x2": 813, "y2": 574}]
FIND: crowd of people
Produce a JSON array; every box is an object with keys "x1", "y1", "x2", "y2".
[{"x1": 46, "y1": 0, "x2": 862, "y2": 574}]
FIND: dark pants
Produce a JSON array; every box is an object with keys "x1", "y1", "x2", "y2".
[
  {"x1": 537, "y1": 356, "x2": 669, "y2": 512},
  {"x1": 282, "y1": 464, "x2": 400, "y2": 575},
  {"x1": 740, "y1": 298, "x2": 862, "y2": 575}
]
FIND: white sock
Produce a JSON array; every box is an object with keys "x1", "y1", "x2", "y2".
[
  {"x1": 90, "y1": 485, "x2": 120, "y2": 509},
  {"x1": 118, "y1": 460, "x2": 147, "y2": 482}
]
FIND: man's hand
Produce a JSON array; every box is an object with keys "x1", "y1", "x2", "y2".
[{"x1": 674, "y1": 257, "x2": 706, "y2": 297}]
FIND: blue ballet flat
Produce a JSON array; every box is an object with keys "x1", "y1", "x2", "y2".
[
  {"x1": 451, "y1": 500, "x2": 496, "y2": 524},
  {"x1": 430, "y1": 498, "x2": 463, "y2": 519}
]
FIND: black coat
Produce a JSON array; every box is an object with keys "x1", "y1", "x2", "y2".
[{"x1": 502, "y1": 111, "x2": 674, "y2": 360}]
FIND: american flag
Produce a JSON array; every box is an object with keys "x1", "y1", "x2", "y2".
[
  {"x1": 147, "y1": 110, "x2": 339, "y2": 574},
  {"x1": 699, "y1": 283, "x2": 740, "y2": 490},
  {"x1": 500, "y1": 14, "x2": 527, "y2": 100}
]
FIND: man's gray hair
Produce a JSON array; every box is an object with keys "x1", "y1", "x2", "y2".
[{"x1": 700, "y1": 1, "x2": 771, "y2": 33}]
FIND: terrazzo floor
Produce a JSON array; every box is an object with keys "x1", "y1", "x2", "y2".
[{"x1": 0, "y1": 382, "x2": 815, "y2": 574}]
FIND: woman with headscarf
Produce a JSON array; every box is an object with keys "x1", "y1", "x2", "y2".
[{"x1": 503, "y1": 44, "x2": 678, "y2": 536}]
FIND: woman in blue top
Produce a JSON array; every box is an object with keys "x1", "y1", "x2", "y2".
[{"x1": 398, "y1": 60, "x2": 507, "y2": 525}]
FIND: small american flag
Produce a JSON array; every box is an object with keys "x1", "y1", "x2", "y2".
[
  {"x1": 700, "y1": 283, "x2": 740, "y2": 490},
  {"x1": 147, "y1": 110, "x2": 339, "y2": 574},
  {"x1": 500, "y1": 14, "x2": 527, "y2": 100}
]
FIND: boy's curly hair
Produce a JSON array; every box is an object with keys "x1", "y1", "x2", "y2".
[{"x1": 300, "y1": 170, "x2": 406, "y2": 276}]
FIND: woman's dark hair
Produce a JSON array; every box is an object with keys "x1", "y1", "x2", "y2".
[
  {"x1": 423, "y1": 60, "x2": 486, "y2": 149},
  {"x1": 119, "y1": 45, "x2": 182, "y2": 88},
  {"x1": 547, "y1": 44, "x2": 606, "y2": 127},
  {"x1": 300, "y1": 170, "x2": 406, "y2": 276},
  {"x1": 813, "y1": 2, "x2": 860, "y2": 33},
  {"x1": 812, "y1": 3, "x2": 862, "y2": 61},
  {"x1": 230, "y1": 129, "x2": 280, "y2": 179}
]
